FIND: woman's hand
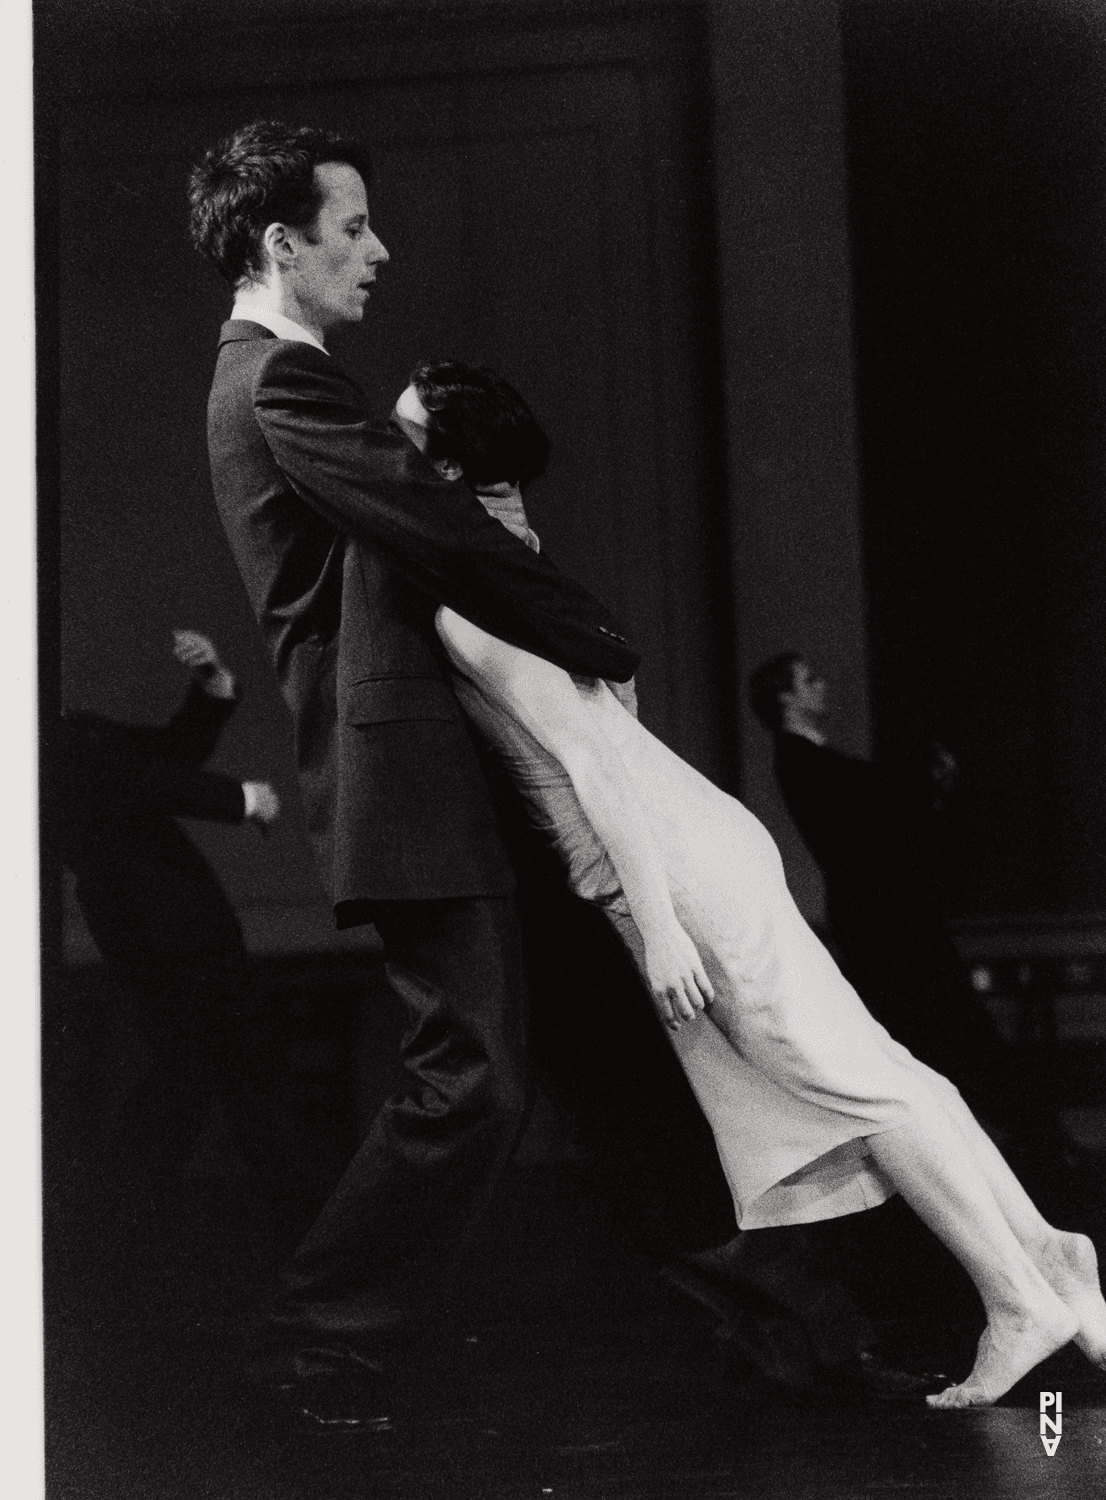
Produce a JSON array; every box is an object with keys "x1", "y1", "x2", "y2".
[{"x1": 642, "y1": 919, "x2": 715, "y2": 1031}]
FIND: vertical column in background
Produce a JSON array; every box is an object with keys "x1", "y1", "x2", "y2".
[{"x1": 706, "y1": 0, "x2": 870, "y2": 921}]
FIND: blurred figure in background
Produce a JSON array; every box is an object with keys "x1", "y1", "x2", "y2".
[
  {"x1": 57, "y1": 630, "x2": 282, "y2": 1181},
  {"x1": 747, "y1": 651, "x2": 1066, "y2": 1158}
]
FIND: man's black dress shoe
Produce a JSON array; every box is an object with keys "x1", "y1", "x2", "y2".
[
  {"x1": 663, "y1": 1237, "x2": 870, "y2": 1370},
  {"x1": 661, "y1": 1242, "x2": 949, "y2": 1402},
  {"x1": 854, "y1": 1351, "x2": 949, "y2": 1402},
  {"x1": 249, "y1": 1344, "x2": 394, "y2": 1434},
  {"x1": 275, "y1": 1370, "x2": 394, "y2": 1433}
]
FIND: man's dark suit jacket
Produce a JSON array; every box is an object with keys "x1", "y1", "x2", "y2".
[{"x1": 207, "y1": 321, "x2": 637, "y2": 919}]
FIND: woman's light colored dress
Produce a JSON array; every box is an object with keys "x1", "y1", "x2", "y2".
[{"x1": 445, "y1": 628, "x2": 965, "y2": 1231}]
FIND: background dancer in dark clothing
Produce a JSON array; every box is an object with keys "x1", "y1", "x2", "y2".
[
  {"x1": 747, "y1": 650, "x2": 1070, "y2": 1155},
  {"x1": 58, "y1": 629, "x2": 281, "y2": 1178}
]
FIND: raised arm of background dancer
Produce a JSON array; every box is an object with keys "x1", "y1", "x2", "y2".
[
  {"x1": 172, "y1": 629, "x2": 237, "y2": 700},
  {"x1": 130, "y1": 755, "x2": 249, "y2": 822},
  {"x1": 110, "y1": 680, "x2": 236, "y2": 766}
]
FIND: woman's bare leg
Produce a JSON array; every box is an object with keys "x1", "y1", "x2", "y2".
[
  {"x1": 936, "y1": 1089, "x2": 1106, "y2": 1370},
  {"x1": 865, "y1": 1095, "x2": 1076, "y2": 1407}
]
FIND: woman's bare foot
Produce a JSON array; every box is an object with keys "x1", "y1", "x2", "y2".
[
  {"x1": 926, "y1": 1295, "x2": 1076, "y2": 1410},
  {"x1": 1036, "y1": 1231, "x2": 1106, "y2": 1371}
]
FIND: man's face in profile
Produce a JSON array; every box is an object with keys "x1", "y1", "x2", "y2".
[
  {"x1": 287, "y1": 161, "x2": 389, "y2": 332},
  {"x1": 786, "y1": 659, "x2": 828, "y2": 721}
]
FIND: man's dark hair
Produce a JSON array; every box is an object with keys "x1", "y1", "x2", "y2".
[
  {"x1": 747, "y1": 651, "x2": 804, "y2": 731},
  {"x1": 188, "y1": 120, "x2": 372, "y2": 286},
  {"x1": 410, "y1": 361, "x2": 551, "y2": 488}
]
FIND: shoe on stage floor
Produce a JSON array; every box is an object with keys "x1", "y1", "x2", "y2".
[
  {"x1": 853, "y1": 1350, "x2": 950, "y2": 1402},
  {"x1": 246, "y1": 1343, "x2": 394, "y2": 1434},
  {"x1": 661, "y1": 1245, "x2": 948, "y2": 1401}
]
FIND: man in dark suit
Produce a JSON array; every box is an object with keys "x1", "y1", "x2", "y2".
[
  {"x1": 58, "y1": 629, "x2": 281, "y2": 1175},
  {"x1": 189, "y1": 121, "x2": 640, "y2": 1429}
]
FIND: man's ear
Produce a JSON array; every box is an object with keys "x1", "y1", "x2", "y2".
[
  {"x1": 261, "y1": 221, "x2": 297, "y2": 274},
  {"x1": 433, "y1": 457, "x2": 465, "y2": 483}
]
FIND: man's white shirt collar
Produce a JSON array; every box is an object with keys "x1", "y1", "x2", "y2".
[
  {"x1": 230, "y1": 300, "x2": 328, "y2": 354},
  {"x1": 787, "y1": 724, "x2": 828, "y2": 746}
]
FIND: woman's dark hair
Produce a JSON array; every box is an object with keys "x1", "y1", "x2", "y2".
[
  {"x1": 188, "y1": 120, "x2": 372, "y2": 286},
  {"x1": 409, "y1": 361, "x2": 551, "y2": 488},
  {"x1": 747, "y1": 651, "x2": 804, "y2": 731}
]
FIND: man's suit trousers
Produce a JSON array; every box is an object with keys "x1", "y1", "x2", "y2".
[{"x1": 264, "y1": 895, "x2": 530, "y2": 1356}]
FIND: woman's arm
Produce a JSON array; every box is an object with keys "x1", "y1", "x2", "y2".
[
  {"x1": 439, "y1": 608, "x2": 712, "y2": 1028},
  {"x1": 251, "y1": 347, "x2": 639, "y2": 682}
]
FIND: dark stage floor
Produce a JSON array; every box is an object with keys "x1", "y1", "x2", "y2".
[{"x1": 44, "y1": 965, "x2": 1106, "y2": 1499}]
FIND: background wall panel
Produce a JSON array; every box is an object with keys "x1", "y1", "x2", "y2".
[{"x1": 49, "y1": 5, "x2": 733, "y2": 944}]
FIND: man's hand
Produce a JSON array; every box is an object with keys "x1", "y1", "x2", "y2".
[
  {"x1": 173, "y1": 629, "x2": 236, "y2": 699},
  {"x1": 928, "y1": 741, "x2": 959, "y2": 810},
  {"x1": 242, "y1": 781, "x2": 281, "y2": 833},
  {"x1": 605, "y1": 676, "x2": 639, "y2": 719}
]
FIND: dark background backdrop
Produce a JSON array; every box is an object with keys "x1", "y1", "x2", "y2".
[
  {"x1": 37, "y1": 0, "x2": 1106, "y2": 942},
  {"x1": 33, "y1": 14, "x2": 1106, "y2": 1496},
  {"x1": 842, "y1": 0, "x2": 1106, "y2": 919}
]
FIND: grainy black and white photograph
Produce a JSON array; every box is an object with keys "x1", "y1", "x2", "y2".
[{"x1": 32, "y1": 1, "x2": 1106, "y2": 1495}]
